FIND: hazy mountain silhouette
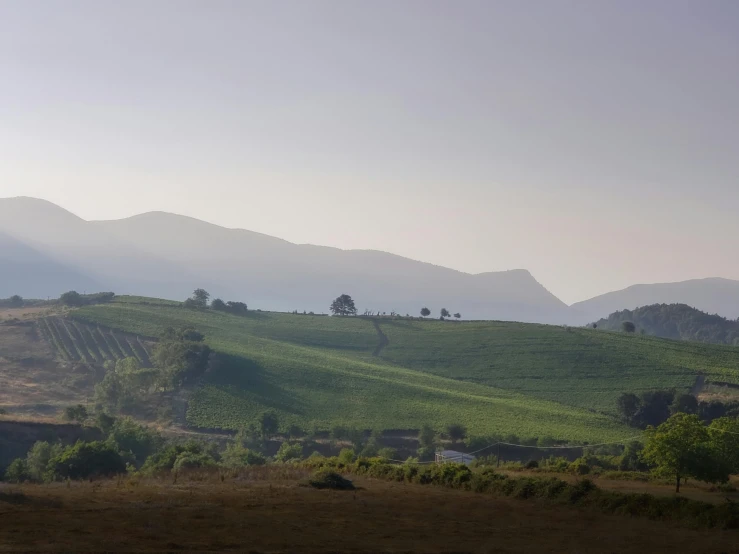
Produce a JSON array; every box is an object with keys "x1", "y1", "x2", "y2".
[
  {"x1": 0, "y1": 197, "x2": 568, "y2": 322},
  {"x1": 572, "y1": 278, "x2": 739, "y2": 322}
]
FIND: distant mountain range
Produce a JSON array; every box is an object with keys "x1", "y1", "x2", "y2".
[
  {"x1": 593, "y1": 303, "x2": 739, "y2": 345},
  {"x1": 571, "y1": 278, "x2": 739, "y2": 322},
  {"x1": 1, "y1": 196, "x2": 738, "y2": 325}
]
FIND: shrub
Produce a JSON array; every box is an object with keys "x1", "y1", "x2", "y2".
[
  {"x1": 525, "y1": 460, "x2": 539, "y2": 469},
  {"x1": 48, "y1": 441, "x2": 126, "y2": 481},
  {"x1": 338, "y1": 448, "x2": 356, "y2": 465},
  {"x1": 221, "y1": 444, "x2": 266, "y2": 467},
  {"x1": 308, "y1": 470, "x2": 355, "y2": 490},
  {"x1": 3, "y1": 458, "x2": 30, "y2": 483},
  {"x1": 570, "y1": 457, "x2": 591, "y2": 475},
  {"x1": 64, "y1": 404, "x2": 89, "y2": 422},
  {"x1": 173, "y1": 451, "x2": 216, "y2": 471},
  {"x1": 275, "y1": 442, "x2": 303, "y2": 463}
]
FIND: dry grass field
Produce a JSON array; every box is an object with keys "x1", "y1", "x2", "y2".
[{"x1": 1, "y1": 468, "x2": 738, "y2": 553}]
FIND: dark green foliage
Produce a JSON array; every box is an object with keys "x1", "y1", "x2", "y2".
[
  {"x1": 672, "y1": 393, "x2": 699, "y2": 415},
  {"x1": 107, "y1": 417, "x2": 163, "y2": 465},
  {"x1": 63, "y1": 404, "x2": 88, "y2": 422},
  {"x1": 440, "y1": 308, "x2": 450, "y2": 319},
  {"x1": 8, "y1": 295, "x2": 23, "y2": 308},
  {"x1": 226, "y1": 301, "x2": 248, "y2": 315},
  {"x1": 188, "y1": 289, "x2": 210, "y2": 309},
  {"x1": 3, "y1": 458, "x2": 30, "y2": 483},
  {"x1": 594, "y1": 303, "x2": 739, "y2": 345},
  {"x1": 622, "y1": 321, "x2": 636, "y2": 333},
  {"x1": 172, "y1": 451, "x2": 216, "y2": 471},
  {"x1": 308, "y1": 470, "x2": 355, "y2": 490},
  {"x1": 420, "y1": 307, "x2": 431, "y2": 317},
  {"x1": 140, "y1": 440, "x2": 217, "y2": 475},
  {"x1": 221, "y1": 444, "x2": 266, "y2": 467},
  {"x1": 330, "y1": 294, "x2": 357, "y2": 316},
  {"x1": 60, "y1": 291, "x2": 114, "y2": 307},
  {"x1": 617, "y1": 389, "x2": 675, "y2": 428},
  {"x1": 60, "y1": 291, "x2": 84, "y2": 307},
  {"x1": 152, "y1": 327, "x2": 211, "y2": 389},
  {"x1": 48, "y1": 441, "x2": 126, "y2": 481},
  {"x1": 274, "y1": 442, "x2": 303, "y2": 463},
  {"x1": 211, "y1": 298, "x2": 226, "y2": 311},
  {"x1": 96, "y1": 412, "x2": 117, "y2": 434},
  {"x1": 641, "y1": 413, "x2": 731, "y2": 492},
  {"x1": 454, "y1": 313, "x2": 461, "y2": 319},
  {"x1": 260, "y1": 411, "x2": 279, "y2": 439},
  {"x1": 446, "y1": 423, "x2": 468, "y2": 443},
  {"x1": 525, "y1": 459, "x2": 539, "y2": 469}
]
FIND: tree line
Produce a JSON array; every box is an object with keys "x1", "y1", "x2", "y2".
[{"x1": 183, "y1": 289, "x2": 248, "y2": 315}]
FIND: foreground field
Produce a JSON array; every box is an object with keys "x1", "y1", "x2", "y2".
[{"x1": 1, "y1": 469, "x2": 737, "y2": 553}]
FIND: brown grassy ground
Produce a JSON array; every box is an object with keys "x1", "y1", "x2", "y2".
[{"x1": 1, "y1": 468, "x2": 738, "y2": 553}]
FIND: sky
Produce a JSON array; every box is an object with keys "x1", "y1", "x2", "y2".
[{"x1": 1, "y1": 0, "x2": 738, "y2": 304}]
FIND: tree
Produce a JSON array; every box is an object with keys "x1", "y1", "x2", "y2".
[
  {"x1": 330, "y1": 294, "x2": 357, "y2": 316},
  {"x1": 446, "y1": 423, "x2": 468, "y2": 444},
  {"x1": 64, "y1": 404, "x2": 88, "y2": 423},
  {"x1": 60, "y1": 291, "x2": 83, "y2": 307},
  {"x1": 616, "y1": 393, "x2": 640, "y2": 423},
  {"x1": 622, "y1": 321, "x2": 636, "y2": 333},
  {"x1": 26, "y1": 441, "x2": 63, "y2": 482},
  {"x1": 641, "y1": 413, "x2": 729, "y2": 492},
  {"x1": 259, "y1": 411, "x2": 279, "y2": 440},
  {"x1": 591, "y1": 323, "x2": 597, "y2": 329},
  {"x1": 211, "y1": 298, "x2": 227, "y2": 311},
  {"x1": 221, "y1": 443, "x2": 266, "y2": 467},
  {"x1": 454, "y1": 313, "x2": 461, "y2": 320},
  {"x1": 671, "y1": 394, "x2": 699, "y2": 415},
  {"x1": 8, "y1": 295, "x2": 23, "y2": 308},
  {"x1": 47, "y1": 441, "x2": 126, "y2": 481},
  {"x1": 708, "y1": 417, "x2": 739, "y2": 474},
  {"x1": 418, "y1": 425, "x2": 436, "y2": 450},
  {"x1": 190, "y1": 289, "x2": 210, "y2": 309},
  {"x1": 107, "y1": 417, "x2": 163, "y2": 465},
  {"x1": 226, "y1": 301, "x2": 248, "y2": 315},
  {"x1": 4, "y1": 458, "x2": 30, "y2": 483},
  {"x1": 274, "y1": 442, "x2": 303, "y2": 463},
  {"x1": 440, "y1": 308, "x2": 450, "y2": 319},
  {"x1": 420, "y1": 307, "x2": 431, "y2": 318}
]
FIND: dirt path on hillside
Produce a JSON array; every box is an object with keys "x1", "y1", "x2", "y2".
[{"x1": 371, "y1": 320, "x2": 389, "y2": 357}]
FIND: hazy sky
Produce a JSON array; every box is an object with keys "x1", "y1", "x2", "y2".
[{"x1": 2, "y1": 0, "x2": 738, "y2": 304}]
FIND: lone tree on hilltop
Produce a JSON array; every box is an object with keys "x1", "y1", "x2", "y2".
[
  {"x1": 330, "y1": 294, "x2": 357, "y2": 316},
  {"x1": 189, "y1": 289, "x2": 210, "y2": 309},
  {"x1": 420, "y1": 307, "x2": 431, "y2": 318},
  {"x1": 440, "y1": 308, "x2": 450, "y2": 319},
  {"x1": 454, "y1": 313, "x2": 461, "y2": 320},
  {"x1": 622, "y1": 321, "x2": 636, "y2": 333}
]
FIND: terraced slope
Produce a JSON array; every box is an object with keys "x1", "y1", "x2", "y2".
[
  {"x1": 37, "y1": 317, "x2": 153, "y2": 367},
  {"x1": 72, "y1": 296, "x2": 739, "y2": 441}
]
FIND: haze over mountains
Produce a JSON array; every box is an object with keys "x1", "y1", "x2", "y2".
[{"x1": 1, "y1": 196, "x2": 738, "y2": 324}]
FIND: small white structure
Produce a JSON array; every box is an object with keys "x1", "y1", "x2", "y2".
[{"x1": 435, "y1": 450, "x2": 475, "y2": 465}]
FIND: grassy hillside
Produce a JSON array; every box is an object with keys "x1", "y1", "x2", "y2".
[{"x1": 73, "y1": 296, "x2": 739, "y2": 441}]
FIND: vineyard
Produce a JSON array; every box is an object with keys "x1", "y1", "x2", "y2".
[
  {"x1": 69, "y1": 295, "x2": 739, "y2": 441},
  {"x1": 36, "y1": 317, "x2": 154, "y2": 367}
]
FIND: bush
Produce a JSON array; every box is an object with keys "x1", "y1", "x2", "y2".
[
  {"x1": 525, "y1": 460, "x2": 539, "y2": 469},
  {"x1": 3, "y1": 458, "x2": 30, "y2": 483},
  {"x1": 308, "y1": 470, "x2": 355, "y2": 490},
  {"x1": 338, "y1": 448, "x2": 356, "y2": 465},
  {"x1": 275, "y1": 442, "x2": 303, "y2": 463},
  {"x1": 221, "y1": 444, "x2": 266, "y2": 467},
  {"x1": 48, "y1": 441, "x2": 126, "y2": 481},
  {"x1": 173, "y1": 452, "x2": 216, "y2": 471},
  {"x1": 64, "y1": 404, "x2": 88, "y2": 422},
  {"x1": 570, "y1": 457, "x2": 591, "y2": 475}
]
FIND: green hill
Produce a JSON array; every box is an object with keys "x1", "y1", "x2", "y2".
[
  {"x1": 593, "y1": 303, "x2": 739, "y2": 345},
  {"x1": 71, "y1": 297, "x2": 739, "y2": 443}
]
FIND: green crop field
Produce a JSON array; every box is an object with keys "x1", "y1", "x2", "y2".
[{"x1": 72, "y1": 296, "x2": 739, "y2": 442}]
